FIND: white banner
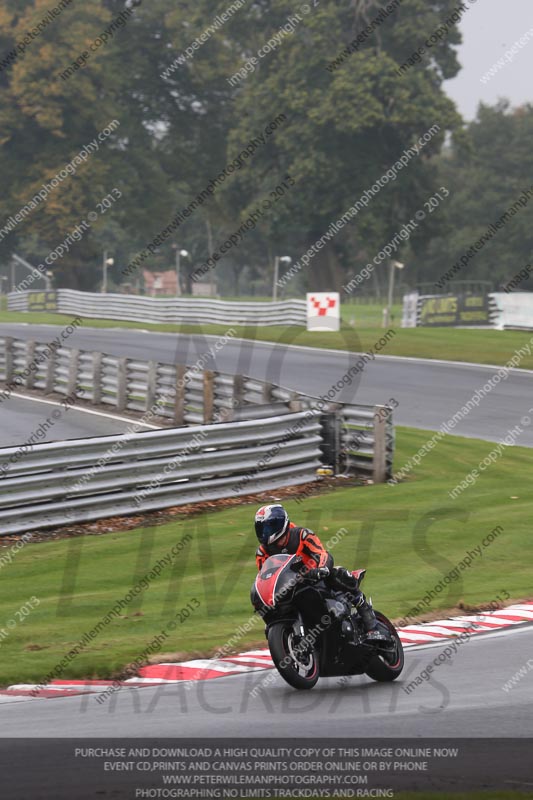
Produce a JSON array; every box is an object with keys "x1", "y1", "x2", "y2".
[
  {"x1": 306, "y1": 293, "x2": 340, "y2": 331},
  {"x1": 401, "y1": 291, "x2": 419, "y2": 328},
  {"x1": 490, "y1": 292, "x2": 533, "y2": 330}
]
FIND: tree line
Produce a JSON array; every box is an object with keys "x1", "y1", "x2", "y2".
[{"x1": 0, "y1": 0, "x2": 530, "y2": 296}]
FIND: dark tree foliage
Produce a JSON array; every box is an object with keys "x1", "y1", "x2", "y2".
[{"x1": 0, "y1": 1, "x2": 526, "y2": 294}]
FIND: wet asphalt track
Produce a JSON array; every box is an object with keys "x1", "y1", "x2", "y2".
[
  {"x1": 1, "y1": 323, "x2": 533, "y2": 447},
  {"x1": 2, "y1": 625, "x2": 533, "y2": 797},
  {"x1": 1, "y1": 625, "x2": 532, "y2": 737},
  {"x1": 0, "y1": 394, "x2": 150, "y2": 447}
]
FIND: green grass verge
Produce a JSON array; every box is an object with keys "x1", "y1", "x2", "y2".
[
  {"x1": 0, "y1": 426, "x2": 530, "y2": 687},
  {"x1": 0, "y1": 307, "x2": 532, "y2": 368}
]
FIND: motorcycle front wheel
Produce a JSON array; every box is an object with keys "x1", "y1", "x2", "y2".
[
  {"x1": 267, "y1": 622, "x2": 320, "y2": 690},
  {"x1": 364, "y1": 611, "x2": 404, "y2": 682}
]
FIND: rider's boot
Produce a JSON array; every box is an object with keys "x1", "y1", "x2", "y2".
[
  {"x1": 354, "y1": 594, "x2": 392, "y2": 642},
  {"x1": 353, "y1": 593, "x2": 380, "y2": 636},
  {"x1": 329, "y1": 568, "x2": 388, "y2": 641}
]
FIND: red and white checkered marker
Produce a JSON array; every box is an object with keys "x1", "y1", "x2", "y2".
[
  {"x1": 306, "y1": 292, "x2": 340, "y2": 331},
  {"x1": 2, "y1": 602, "x2": 532, "y2": 702},
  {"x1": 309, "y1": 296, "x2": 338, "y2": 317}
]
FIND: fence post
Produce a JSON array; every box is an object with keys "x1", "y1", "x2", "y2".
[
  {"x1": 45, "y1": 345, "x2": 57, "y2": 394},
  {"x1": 4, "y1": 337, "x2": 14, "y2": 385},
  {"x1": 116, "y1": 357, "x2": 128, "y2": 411},
  {"x1": 146, "y1": 361, "x2": 157, "y2": 411},
  {"x1": 204, "y1": 370, "x2": 215, "y2": 423},
  {"x1": 289, "y1": 391, "x2": 302, "y2": 412},
  {"x1": 231, "y1": 373, "x2": 245, "y2": 420},
  {"x1": 67, "y1": 349, "x2": 80, "y2": 398},
  {"x1": 174, "y1": 365, "x2": 186, "y2": 426},
  {"x1": 372, "y1": 405, "x2": 387, "y2": 483},
  {"x1": 25, "y1": 340, "x2": 36, "y2": 389},
  {"x1": 385, "y1": 406, "x2": 395, "y2": 480},
  {"x1": 262, "y1": 381, "x2": 275, "y2": 403},
  {"x1": 92, "y1": 352, "x2": 102, "y2": 405},
  {"x1": 319, "y1": 407, "x2": 341, "y2": 473}
]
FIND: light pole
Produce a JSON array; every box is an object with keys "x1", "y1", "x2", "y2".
[
  {"x1": 273, "y1": 255, "x2": 291, "y2": 302},
  {"x1": 11, "y1": 253, "x2": 45, "y2": 291},
  {"x1": 102, "y1": 252, "x2": 114, "y2": 293},
  {"x1": 383, "y1": 260, "x2": 405, "y2": 327},
  {"x1": 174, "y1": 247, "x2": 189, "y2": 297}
]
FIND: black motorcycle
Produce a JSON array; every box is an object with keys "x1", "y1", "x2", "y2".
[{"x1": 251, "y1": 554, "x2": 404, "y2": 690}]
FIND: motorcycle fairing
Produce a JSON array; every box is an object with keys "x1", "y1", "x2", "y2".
[{"x1": 254, "y1": 554, "x2": 298, "y2": 609}]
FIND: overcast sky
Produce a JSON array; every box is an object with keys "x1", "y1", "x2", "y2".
[{"x1": 444, "y1": 0, "x2": 533, "y2": 120}]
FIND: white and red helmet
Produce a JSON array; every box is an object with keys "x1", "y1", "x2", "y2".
[{"x1": 255, "y1": 504, "x2": 289, "y2": 546}]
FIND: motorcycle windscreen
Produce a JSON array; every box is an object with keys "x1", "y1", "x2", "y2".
[{"x1": 255, "y1": 554, "x2": 298, "y2": 609}]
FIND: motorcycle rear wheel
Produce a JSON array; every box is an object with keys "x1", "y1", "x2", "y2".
[
  {"x1": 267, "y1": 622, "x2": 320, "y2": 690},
  {"x1": 364, "y1": 611, "x2": 404, "y2": 682}
]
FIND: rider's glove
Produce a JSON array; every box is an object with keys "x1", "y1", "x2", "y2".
[{"x1": 306, "y1": 566, "x2": 330, "y2": 581}]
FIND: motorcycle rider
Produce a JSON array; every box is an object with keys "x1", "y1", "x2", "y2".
[{"x1": 254, "y1": 504, "x2": 380, "y2": 636}]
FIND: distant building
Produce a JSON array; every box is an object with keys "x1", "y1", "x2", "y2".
[
  {"x1": 191, "y1": 281, "x2": 217, "y2": 297},
  {"x1": 143, "y1": 270, "x2": 177, "y2": 296},
  {"x1": 142, "y1": 270, "x2": 217, "y2": 297}
]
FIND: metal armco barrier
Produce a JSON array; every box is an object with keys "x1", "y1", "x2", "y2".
[
  {"x1": 0, "y1": 413, "x2": 323, "y2": 535},
  {"x1": 0, "y1": 336, "x2": 304, "y2": 425},
  {"x1": 8, "y1": 289, "x2": 307, "y2": 326},
  {"x1": 0, "y1": 336, "x2": 395, "y2": 490},
  {"x1": 340, "y1": 405, "x2": 394, "y2": 483}
]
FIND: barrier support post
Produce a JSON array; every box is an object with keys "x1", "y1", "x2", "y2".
[
  {"x1": 92, "y1": 352, "x2": 102, "y2": 404},
  {"x1": 5, "y1": 337, "x2": 14, "y2": 384},
  {"x1": 116, "y1": 357, "x2": 128, "y2": 411},
  {"x1": 146, "y1": 361, "x2": 157, "y2": 411},
  {"x1": 174, "y1": 365, "x2": 186, "y2": 426},
  {"x1": 373, "y1": 406, "x2": 387, "y2": 483},
  {"x1": 67, "y1": 349, "x2": 80, "y2": 398},
  {"x1": 204, "y1": 370, "x2": 215, "y2": 423},
  {"x1": 26, "y1": 340, "x2": 36, "y2": 389},
  {"x1": 45, "y1": 344, "x2": 58, "y2": 394},
  {"x1": 319, "y1": 407, "x2": 341, "y2": 474}
]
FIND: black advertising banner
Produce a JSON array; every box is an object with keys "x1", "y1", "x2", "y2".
[
  {"x1": 2, "y1": 739, "x2": 533, "y2": 799},
  {"x1": 418, "y1": 294, "x2": 489, "y2": 327},
  {"x1": 27, "y1": 290, "x2": 57, "y2": 312}
]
